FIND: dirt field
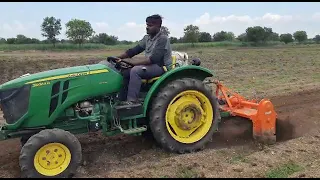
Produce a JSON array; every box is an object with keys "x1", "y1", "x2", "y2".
[{"x1": 0, "y1": 46, "x2": 319, "y2": 178}]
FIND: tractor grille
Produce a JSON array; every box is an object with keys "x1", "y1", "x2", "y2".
[
  {"x1": 0, "y1": 85, "x2": 31, "y2": 124},
  {"x1": 48, "y1": 80, "x2": 69, "y2": 117}
]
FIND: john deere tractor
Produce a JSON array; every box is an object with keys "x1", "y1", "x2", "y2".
[{"x1": 0, "y1": 55, "x2": 221, "y2": 178}]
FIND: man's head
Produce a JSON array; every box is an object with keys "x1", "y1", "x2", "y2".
[{"x1": 146, "y1": 14, "x2": 162, "y2": 35}]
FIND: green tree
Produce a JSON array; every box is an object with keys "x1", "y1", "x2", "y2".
[
  {"x1": 279, "y1": 33, "x2": 294, "y2": 44},
  {"x1": 65, "y1": 19, "x2": 94, "y2": 46},
  {"x1": 161, "y1": 26, "x2": 170, "y2": 36},
  {"x1": 119, "y1": 40, "x2": 133, "y2": 45},
  {"x1": 313, "y1": 35, "x2": 320, "y2": 44},
  {"x1": 198, "y1": 32, "x2": 212, "y2": 42},
  {"x1": 0, "y1": 38, "x2": 6, "y2": 44},
  {"x1": 41, "y1": 16, "x2": 62, "y2": 47},
  {"x1": 245, "y1": 26, "x2": 273, "y2": 44},
  {"x1": 170, "y1": 37, "x2": 178, "y2": 44},
  {"x1": 178, "y1": 37, "x2": 184, "y2": 43},
  {"x1": 237, "y1": 33, "x2": 247, "y2": 42},
  {"x1": 6, "y1": 38, "x2": 16, "y2": 44},
  {"x1": 268, "y1": 32, "x2": 280, "y2": 41},
  {"x1": 91, "y1": 33, "x2": 118, "y2": 45},
  {"x1": 212, "y1": 31, "x2": 234, "y2": 42},
  {"x1": 183, "y1": 24, "x2": 200, "y2": 45},
  {"x1": 30, "y1": 38, "x2": 40, "y2": 44},
  {"x1": 15, "y1": 34, "x2": 28, "y2": 44},
  {"x1": 263, "y1": 27, "x2": 273, "y2": 40},
  {"x1": 293, "y1": 31, "x2": 308, "y2": 43},
  {"x1": 226, "y1": 32, "x2": 235, "y2": 41}
]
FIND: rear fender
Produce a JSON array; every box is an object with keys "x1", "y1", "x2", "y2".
[{"x1": 143, "y1": 65, "x2": 214, "y2": 116}]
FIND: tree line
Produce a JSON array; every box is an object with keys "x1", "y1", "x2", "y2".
[
  {"x1": 0, "y1": 16, "x2": 320, "y2": 46},
  {"x1": 168, "y1": 25, "x2": 320, "y2": 45}
]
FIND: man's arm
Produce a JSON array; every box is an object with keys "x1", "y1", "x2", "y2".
[
  {"x1": 123, "y1": 35, "x2": 168, "y2": 66},
  {"x1": 118, "y1": 44, "x2": 145, "y2": 59},
  {"x1": 117, "y1": 36, "x2": 147, "y2": 59}
]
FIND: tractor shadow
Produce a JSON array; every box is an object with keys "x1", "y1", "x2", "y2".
[{"x1": 76, "y1": 133, "x2": 161, "y2": 176}]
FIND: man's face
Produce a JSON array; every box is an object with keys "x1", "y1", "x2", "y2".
[{"x1": 146, "y1": 22, "x2": 159, "y2": 35}]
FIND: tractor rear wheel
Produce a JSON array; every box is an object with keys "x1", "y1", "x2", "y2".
[
  {"x1": 19, "y1": 128, "x2": 82, "y2": 178},
  {"x1": 149, "y1": 78, "x2": 219, "y2": 153}
]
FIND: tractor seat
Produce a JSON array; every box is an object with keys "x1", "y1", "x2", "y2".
[
  {"x1": 141, "y1": 76, "x2": 161, "y2": 84},
  {"x1": 141, "y1": 66, "x2": 167, "y2": 84},
  {"x1": 141, "y1": 55, "x2": 178, "y2": 84}
]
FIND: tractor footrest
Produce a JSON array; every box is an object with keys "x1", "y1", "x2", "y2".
[
  {"x1": 122, "y1": 126, "x2": 147, "y2": 135},
  {"x1": 115, "y1": 103, "x2": 143, "y2": 119}
]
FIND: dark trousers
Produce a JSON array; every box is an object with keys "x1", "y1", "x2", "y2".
[{"x1": 119, "y1": 64, "x2": 165, "y2": 101}]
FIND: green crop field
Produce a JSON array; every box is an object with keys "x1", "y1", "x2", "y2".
[{"x1": 0, "y1": 41, "x2": 303, "y2": 52}]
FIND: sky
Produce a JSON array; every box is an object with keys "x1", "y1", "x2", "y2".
[{"x1": 0, "y1": 2, "x2": 320, "y2": 41}]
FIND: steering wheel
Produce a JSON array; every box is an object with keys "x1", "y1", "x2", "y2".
[{"x1": 107, "y1": 56, "x2": 134, "y2": 69}]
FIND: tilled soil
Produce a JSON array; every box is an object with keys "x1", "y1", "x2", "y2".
[{"x1": 0, "y1": 88, "x2": 319, "y2": 178}]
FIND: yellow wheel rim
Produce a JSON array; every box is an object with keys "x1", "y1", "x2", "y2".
[
  {"x1": 34, "y1": 143, "x2": 71, "y2": 176},
  {"x1": 165, "y1": 90, "x2": 213, "y2": 144}
]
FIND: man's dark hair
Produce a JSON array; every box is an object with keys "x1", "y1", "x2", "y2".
[{"x1": 146, "y1": 14, "x2": 162, "y2": 26}]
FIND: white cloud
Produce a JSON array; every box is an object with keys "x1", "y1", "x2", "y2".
[
  {"x1": 115, "y1": 19, "x2": 186, "y2": 41},
  {"x1": 195, "y1": 13, "x2": 253, "y2": 25},
  {"x1": 95, "y1": 22, "x2": 109, "y2": 28},
  {"x1": 191, "y1": 12, "x2": 301, "y2": 37},
  {"x1": 116, "y1": 22, "x2": 145, "y2": 41},
  {"x1": 0, "y1": 21, "x2": 39, "y2": 39},
  {"x1": 194, "y1": 12, "x2": 296, "y2": 25},
  {"x1": 92, "y1": 22, "x2": 109, "y2": 34},
  {"x1": 162, "y1": 19, "x2": 184, "y2": 39},
  {"x1": 312, "y1": 12, "x2": 320, "y2": 20}
]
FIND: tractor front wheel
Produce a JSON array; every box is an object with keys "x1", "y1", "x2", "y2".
[
  {"x1": 149, "y1": 78, "x2": 219, "y2": 153},
  {"x1": 19, "y1": 128, "x2": 82, "y2": 178}
]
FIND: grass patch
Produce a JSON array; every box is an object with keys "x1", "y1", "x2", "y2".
[
  {"x1": 176, "y1": 165, "x2": 200, "y2": 178},
  {"x1": 160, "y1": 175, "x2": 170, "y2": 178},
  {"x1": 228, "y1": 154, "x2": 250, "y2": 164},
  {"x1": 1, "y1": 41, "x2": 319, "y2": 52},
  {"x1": 0, "y1": 41, "x2": 288, "y2": 52},
  {"x1": 0, "y1": 43, "x2": 113, "y2": 51},
  {"x1": 265, "y1": 162, "x2": 303, "y2": 178},
  {"x1": 215, "y1": 149, "x2": 228, "y2": 155}
]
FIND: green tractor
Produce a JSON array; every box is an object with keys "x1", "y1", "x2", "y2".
[{"x1": 0, "y1": 56, "x2": 221, "y2": 178}]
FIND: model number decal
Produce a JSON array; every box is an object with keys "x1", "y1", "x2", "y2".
[
  {"x1": 32, "y1": 81, "x2": 50, "y2": 87},
  {"x1": 68, "y1": 72, "x2": 89, "y2": 78}
]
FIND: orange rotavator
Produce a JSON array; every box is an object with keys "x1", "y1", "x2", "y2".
[{"x1": 212, "y1": 79, "x2": 277, "y2": 144}]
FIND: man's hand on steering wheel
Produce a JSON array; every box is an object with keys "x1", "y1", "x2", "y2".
[
  {"x1": 119, "y1": 59, "x2": 134, "y2": 69},
  {"x1": 107, "y1": 56, "x2": 134, "y2": 69}
]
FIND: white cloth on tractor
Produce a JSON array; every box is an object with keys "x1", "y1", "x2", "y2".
[{"x1": 172, "y1": 51, "x2": 189, "y2": 67}]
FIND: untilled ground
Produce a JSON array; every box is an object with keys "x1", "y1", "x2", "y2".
[{"x1": 0, "y1": 46, "x2": 319, "y2": 178}]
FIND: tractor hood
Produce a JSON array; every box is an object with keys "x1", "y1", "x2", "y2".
[{"x1": 0, "y1": 65, "x2": 90, "y2": 90}]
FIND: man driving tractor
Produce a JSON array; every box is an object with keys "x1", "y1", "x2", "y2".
[{"x1": 115, "y1": 14, "x2": 172, "y2": 105}]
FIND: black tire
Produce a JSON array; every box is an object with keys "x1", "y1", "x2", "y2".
[
  {"x1": 20, "y1": 135, "x2": 30, "y2": 147},
  {"x1": 19, "y1": 128, "x2": 82, "y2": 178},
  {"x1": 141, "y1": 128, "x2": 155, "y2": 141},
  {"x1": 149, "y1": 78, "x2": 220, "y2": 154}
]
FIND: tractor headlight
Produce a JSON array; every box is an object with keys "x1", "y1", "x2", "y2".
[{"x1": 0, "y1": 85, "x2": 31, "y2": 124}]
